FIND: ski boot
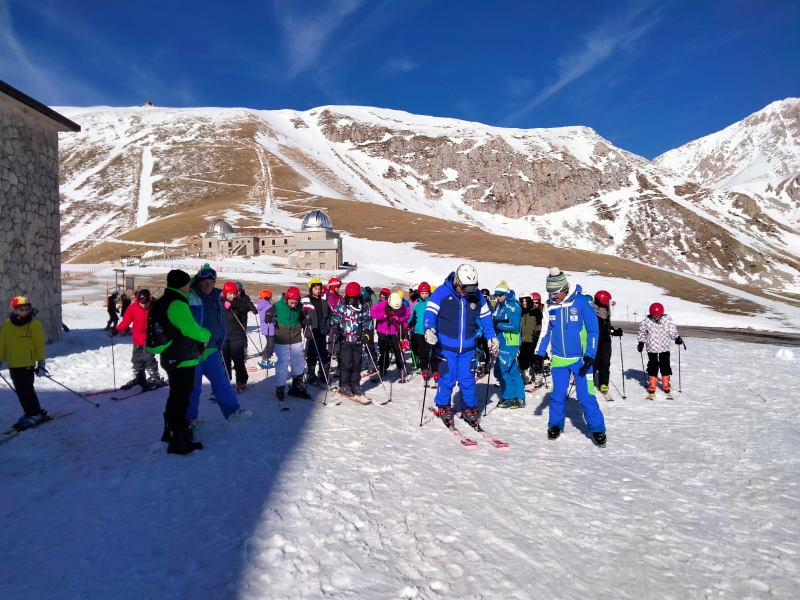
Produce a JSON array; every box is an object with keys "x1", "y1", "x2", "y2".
[
  {"x1": 351, "y1": 382, "x2": 363, "y2": 397},
  {"x1": 17, "y1": 411, "x2": 46, "y2": 431},
  {"x1": 399, "y1": 373, "x2": 407, "y2": 384},
  {"x1": 167, "y1": 422, "x2": 203, "y2": 455},
  {"x1": 510, "y1": 397, "x2": 526, "y2": 409},
  {"x1": 647, "y1": 375, "x2": 658, "y2": 400},
  {"x1": 339, "y1": 385, "x2": 354, "y2": 397},
  {"x1": 592, "y1": 431, "x2": 607, "y2": 448},
  {"x1": 120, "y1": 373, "x2": 146, "y2": 391},
  {"x1": 188, "y1": 418, "x2": 207, "y2": 431},
  {"x1": 259, "y1": 360, "x2": 275, "y2": 370},
  {"x1": 547, "y1": 425, "x2": 562, "y2": 440},
  {"x1": 422, "y1": 369, "x2": 429, "y2": 381},
  {"x1": 599, "y1": 384, "x2": 609, "y2": 394},
  {"x1": 436, "y1": 405, "x2": 454, "y2": 428},
  {"x1": 161, "y1": 413, "x2": 171, "y2": 443},
  {"x1": 305, "y1": 372, "x2": 321, "y2": 387},
  {"x1": 463, "y1": 407, "x2": 480, "y2": 427},
  {"x1": 288, "y1": 376, "x2": 311, "y2": 400},
  {"x1": 236, "y1": 382, "x2": 247, "y2": 394},
  {"x1": 662, "y1": 376, "x2": 671, "y2": 392},
  {"x1": 432, "y1": 372, "x2": 439, "y2": 386},
  {"x1": 497, "y1": 398, "x2": 511, "y2": 409},
  {"x1": 275, "y1": 386, "x2": 285, "y2": 401},
  {"x1": 227, "y1": 408, "x2": 253, "y2": 423}
]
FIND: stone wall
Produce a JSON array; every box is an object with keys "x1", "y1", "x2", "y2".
[{"x1": 0, "y1": 104, "x2": 62, "y2": 343}]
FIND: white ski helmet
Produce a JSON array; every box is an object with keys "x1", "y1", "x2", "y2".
[
  {"x1": 454, "y1": 264, "x2": 479, "y2": 294},
  {"x1": 388, "y1": 292, "x2": 403, "y2": 310},
  {"x1": 519, "y1": 290, "x2": 533, "y2": 301}
]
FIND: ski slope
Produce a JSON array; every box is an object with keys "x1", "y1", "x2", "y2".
[{"x1": 1, "y1": 305, "x2": 798, "y2": 599}]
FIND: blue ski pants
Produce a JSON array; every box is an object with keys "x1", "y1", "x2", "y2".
[
  {"x1": 435, "y1": 348, "x2": 477, "y2": 408},
  {"x1": 549, "y1": 361, "x2": 605, "y2": 432},
  {"x1": 187, "y1": 350, "x2": 241, "y2": 420},
  {"x1": 494, "y1": 345, "x2": 525, "y2": 400}
]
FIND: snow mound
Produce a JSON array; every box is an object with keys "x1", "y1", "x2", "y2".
[{"x1": 775, "y1": 348, "x2": 795, "y2": 360}]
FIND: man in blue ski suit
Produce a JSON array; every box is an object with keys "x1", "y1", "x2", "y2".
[
  {"x1": 535, "y1": 268, "x2": 606, "y2": 445},
  {"x1": 186, "y1": 265, "x2": 251, "y2": 427},
  {"x1": 492, "y1": 281, "x2": 526, "y2": 409},
  {"x1": 424, "y1": 265, "x2": 498, "y2": 425}
]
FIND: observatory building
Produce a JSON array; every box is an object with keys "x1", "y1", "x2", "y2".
[{"x1": 202, "y1": 210, "x2": 343, "y2": 271}]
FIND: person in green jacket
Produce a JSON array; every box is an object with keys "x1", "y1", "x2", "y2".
[
  {"x1": 150, "y1": 270, "x2": 211, "y2": 455},
  {"x1": 0, "y1": 296, "x2": 48, "y2": 429},
  {"x1": 518, "y1": 291, "x2": 543, "y2": 386}
]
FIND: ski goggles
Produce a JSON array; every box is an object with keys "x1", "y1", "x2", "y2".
[{"x1": 196, "y1": 266, "x2": 217, "y2": 281}]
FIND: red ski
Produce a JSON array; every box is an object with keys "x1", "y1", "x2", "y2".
[
  {"x1": 338, "y1": 392, "x2": 373, "y2": 405},
  {"x1": 465, "y1": 423, "x2": 509, "y2": 449},
  {"x1": 429, "y1": 408, "x2": 477, "y2": 447}
]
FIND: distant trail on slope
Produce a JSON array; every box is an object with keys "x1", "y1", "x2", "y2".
[
  {"x1": 616, "y1": 322, "x2": 800, "y2": 346},
  {"x1": 136, "y1": 146, "x2": 155, "y2": 228}
]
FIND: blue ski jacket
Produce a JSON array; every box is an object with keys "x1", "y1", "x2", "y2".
[
  {"x1": 492, "y1": 290, "x2": 521, "y2": 347},
  {"x1": 188, "y1": 284, "x2": 226, "y2": 358},
  {"x1": 535, "y1": 285, "x2": 599, "y2": 360},
  {"x1": 423, "y1": 272, "x2": 496, "y2": 354}
]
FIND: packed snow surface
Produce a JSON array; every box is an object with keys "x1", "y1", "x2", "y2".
[{"x1": 1, "y1": 305, "x2": 799, "y2": 599}]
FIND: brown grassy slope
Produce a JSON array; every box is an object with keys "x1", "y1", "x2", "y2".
[{"x1": 280, "y1": 196, "x2": 770, "y2": 316}]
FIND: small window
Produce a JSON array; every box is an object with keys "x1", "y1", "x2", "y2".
[
  {"x1": 261, "y1": 240, "x2": 264, "y2": 246},
  {"x1": 227, "y1": 241, "x2": 232, "y2": 248},
  {"x1": 320, "y1": 263, "x2": 326, "y2": 270},
  {"x1": 272, "y1": 250, "x2": 276, "y2": 254},
  {"x1": 308, "y1": 236, "x2": 312, "y2": 240},
  {"x1": 272, "y1": 239, "x2": 276, "y2": 246},
  {"x1": 319, "y1": 251, "x2": 325, "y2": 257},
  {"x1": 305, "y1": 251, "x2": 311, "y2": 258},
  {"x1": 283, "y1": 239, "x2": 287, "y2": 245},
  {"x1": 284, "y1": 249, "x2": 287, "y2": 253},
  {"x1": 208, "y1": 242, "x2": 212, "y2": 249}
]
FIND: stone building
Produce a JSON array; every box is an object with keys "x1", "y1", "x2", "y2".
[
  {"x1": 0, "y1": 79, "x2": 80, "y2": 343},
  {"x1": 202, "y1": 210, "x2": 343, "y2": 270}
]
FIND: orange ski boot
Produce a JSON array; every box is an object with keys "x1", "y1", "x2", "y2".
[{"x1": 647, "y1": 376, "x2": 657, "y2": 400}]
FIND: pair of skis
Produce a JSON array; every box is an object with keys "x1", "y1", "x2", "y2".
[
  {"x1": 647, "y1": 390, "x2": 674, "y2": 400},
  {"x1": 0, "y1": 411, "x2": 75, "y2": 446},
  {"x1": 428, "y1": 408, "x2": 508, "y2": 449}
]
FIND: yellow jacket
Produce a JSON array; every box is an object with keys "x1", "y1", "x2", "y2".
[{"x1": 0, "y1": 317, "x2": 46, "y2": 368}]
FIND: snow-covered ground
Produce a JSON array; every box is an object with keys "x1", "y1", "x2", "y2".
[{"x1": 1, "y1": 304, "x2": 799, "y2": 599}]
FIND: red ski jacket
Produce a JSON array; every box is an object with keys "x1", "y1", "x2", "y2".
[{"x1": 116, "y1": 302, "x2": 149, "y2": 346}]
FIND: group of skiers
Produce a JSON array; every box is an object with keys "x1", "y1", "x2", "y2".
[{"x1": 1, "y1": 263, "x2": 685, "y2": 453}]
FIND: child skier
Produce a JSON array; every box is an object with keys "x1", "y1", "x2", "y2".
[
  {"x1": 637, "y1": 303, "x2": 682, "y2": 399},
  {"x1": 105, "y1": 290, "x2": 119, "y2": 331},
  {"x1": 371, "y1": 292, "x2": 410, "y2": 382},
  {"x1": 257, "y1": 289, "x2": 275, "y2": 369},
  {"x1": 302, "y1": 278, "x2": 331, "y2": 387},
  {"x1": 517, "y1": 291, "x2": 542, "y2": 386},
  {"x1": 407, "y1": 282, "x2": 439, "y2": 386},
  {"x1": 113, "y1": 289, "x2": 166, "y2": 390},
  {"x1": 593, "y1": 290, "x2": 623, "y2": 396},
  {"x1": 264, "y1": 287, "x2": 311, "y2": 404},
  {"x1": 0, "y1": 296, "x2": 48, "y2": 429},
  {"x1": 221, "y1": 281, "x2": 257, "y2": 392},
  {"x1": 492, "y1": 281, "x2": 525, "y2": 408},
  {"x1": 331, "y1": 282, "x2": 371, "y2": 397}
]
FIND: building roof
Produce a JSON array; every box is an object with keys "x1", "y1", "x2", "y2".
[
  {"x1": 206, "y1": 219, "x2": 234, "y2": 236},
  {"x1": 301, "y1": 210, "x2": 333, "y2": 231},
  {"x1": 0, "y1": 79, "x2": 81, "y2": 132},
  {"x1": 294, "y1": 240, "x2": 339, "y2": 250}
]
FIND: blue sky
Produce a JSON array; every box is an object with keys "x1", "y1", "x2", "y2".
[{"x1": 1, "y1": 0, "x2": 798, "y2": 158}]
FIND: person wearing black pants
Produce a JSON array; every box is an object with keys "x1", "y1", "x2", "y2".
[
  {"x1": 8, "y1": 367, "x2": 41, "y2": 418},
  {"x1": 221, "y1": 281, "x2": 257, "y2": 391},
  {"x1": 592, "y1": 290, "x2": 623, "y2": 394},
  {"x1": 105, "y1": 291, "x2": 119, "y2": 330},
  {"x1": 222, "y1": 338, "x2": 248, "y2": 385},
  {"x1": 377, "y1": 333, "x2": 404, "y2": 378},
  {"x1": 302, "y1": 279, "x2": 331, "y2": 386}
]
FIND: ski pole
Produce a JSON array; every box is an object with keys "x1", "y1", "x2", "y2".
[
  {"x1": 231, "y1": 311, "x2": 262, "y2": 356},
  {"x1": 307, "y1": 327, "x2": 332, "y2": 404},
  {"x1": 44, "y1": 374, "x2": 100, "y2": 407},
  {"x1": 363, "y1": 336, "x2": 387, "y2": 392},
  {"x1": 0, "y1": 371, "x2": 16, "y2": 394},
  {"x1": 110, "y1": 330, "x2": 117, "y2": 391},
  {"x1": 640, "y1": 350, "x2": 647, "y2": 387},
  {"x1": 419, "y1": 372, "x2": 429, "y2": 427},
  {"x1": 484, "y1": 354, "x2": 495, "y2": 417},
  {"x1": 619, "y1": 338, "x2": 627, "y2": 399},
  {"x1": 678, "y1": 343, "x2": 683, "y2": 393}
]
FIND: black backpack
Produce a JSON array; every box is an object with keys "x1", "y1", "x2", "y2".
[{"x1": 146, "y1": 297, "x2": 171, "y2": 353}]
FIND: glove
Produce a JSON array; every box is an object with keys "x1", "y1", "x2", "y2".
[
  {"x1": 675, "y1": 336, "x2": 683, "y2": 345},
  {"x1": 425, "y1": 328, "x2": 438, "y2": 345},
  {"x1": 577, "y1": 356, "x2": 594, "y2": 377},
  {"x1": 637, "y1": 342, "x2": 644, "y2": 353},
  {"x1": 401, "y1": 339, "x2": 409, "y2": 351},
  {"x1": 612, "y1": 328, "x2": 623, "y2": 337},
  {"x1": 224, "y1": 301, "x2": 232, "y2": 310},
  {"x1": 489, "y1": 337, "x2": 500, "y2": 353},
  {"x1": 263, "y1": 313, "x2": 274, "y2": 325},
  {"x1": 35, "y1": 361, "x2": 47, "y2": 377},
  {"x1": 107, "y1": 327, "x2": 119, "y2": 338}
]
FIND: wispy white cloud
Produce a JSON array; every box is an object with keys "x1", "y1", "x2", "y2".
[
  {"x1": 0, "y1": 0, "x2": 56, "y2": 97},
  {"x1": 505, "y1": 2, "x2": 664, "y2": 124},
  {"x1": 384, "y1": 55, "x2": 418, "y2": 73},
  {"x1": 274, "y1": 0, "x2": 367, "y2": 78}
]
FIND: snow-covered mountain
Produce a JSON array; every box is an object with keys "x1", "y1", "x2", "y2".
[
  {"x1": 56, "y1": 104, "x2": 800, "y2": 290},
  {"x1": 655, "y1": 98, "x2": 800, "y2": 227}
]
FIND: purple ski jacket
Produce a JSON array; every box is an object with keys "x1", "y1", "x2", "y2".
[
  {"x1": 370, "y1": 300, "x2": 410, "y2": 336},
  {"x1": 257, "y1": 298, "x2": 275, "y2": 336}
]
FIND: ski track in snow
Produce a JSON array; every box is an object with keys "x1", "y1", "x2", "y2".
[
  {"x1": 136, "y1": 146, "x2": 155, "y2": 228},
  {"x1": 1, "y1": 305, "x2": 799, "y2": 599}
]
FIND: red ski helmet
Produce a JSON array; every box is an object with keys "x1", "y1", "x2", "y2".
[
  {"x1": 259, "y1": 289, "x2": 272, "y2": 300},
  {"x1": 531, "y1": 292, "x2": 541, "y2": 301},
  {"x1": 418, "y1": 281, "x2": 431, "y2": 293},
  {"x1": 649, "y1": 302, "x2": 664, "y2": 317},
  {"x1": 328, "y1": 277, "x2": 341, "y2": 290},
  {"x1": 380, "y1": 287, "x2": 390, "y2": 298},
  {"x1": 594, "y1": 290, "x2": 612, "y2": 306},
  {"x1": 222, "y1": 282, "x2": 238, "y2": 295},
  {"x1": 345, "y1": 282, "x2": 361, "y2": 297},
  {"x1": 284, "y1": 287, "x2": 301, "y2": 300}
]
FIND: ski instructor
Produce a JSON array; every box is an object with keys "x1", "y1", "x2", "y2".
[
  {"x1": 423, "y1": 264, "x2": 498, "y2": 427},
  {"x1": 535, "y1": 268, "x2": 606, "y2": 447}
]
